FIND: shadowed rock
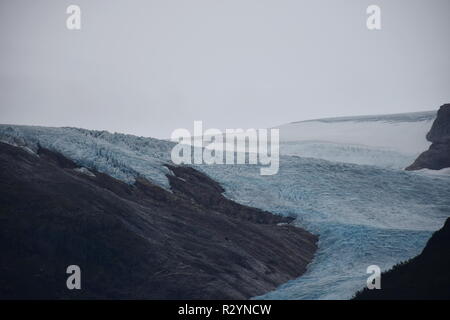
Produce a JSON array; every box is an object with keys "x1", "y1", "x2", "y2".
[
  {"x1": 0, "y1": 142, "x2": 317, "y2": 299},
  {"x1": 354, "y1": 217, "x2": 450, "y2": 300},
  {"x1": 406, "y1": 104, "x2": 450, "y2": 171}
]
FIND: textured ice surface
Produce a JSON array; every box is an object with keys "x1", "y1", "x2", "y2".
[
  {"x1": 277, "y1": 111, "x2": 436, "y2": 167},
  {"x1": 0, "y1": 125, "x2": 174, "y2": 188},
  {"x1": 1, "y1": 111, "x2": 448, "y2": 300},
  {"x1": 198, "y1": 111, "x2": 449, "y2": 299},
  {"x1": 197, "y1": 157, "x2": 450, "y2": 299},
  {"x1": 280, "y1": 141, "x2": 415, "y2": 169}
]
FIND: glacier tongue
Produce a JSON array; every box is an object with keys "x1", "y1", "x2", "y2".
[
  {"x1": 193, "y1": 110, "x2": 448, "y2": 299},
  {"x1": 1, "y1": 110, "x2": 448, "y2": 300},
  {"x1": 197, "y1": 157, "x2": 450, "y2": 300}
]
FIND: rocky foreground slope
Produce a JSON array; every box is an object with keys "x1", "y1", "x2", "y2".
[
  {"x1": 354, "y1": 217, "x2": 450, "y2": 300},
  {"x1": 354, "y1": 104, "x2": 450, "y2": 300},
  {"x1": 406, "y1": 104, "x2": 450, "y2": 171},
  {"x1": 0, "y1": 142, "x2": 317, "y2": 299}
]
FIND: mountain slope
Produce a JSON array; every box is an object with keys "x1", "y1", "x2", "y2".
[
  {"x1": 354, "y1": 217, "x2": 450, "y2": 300},
  {"x1": 0, "y1": 142, "x2": 317, "y2": 299},
  {"x1": 407, "y1": 104, "x2": 450, "y2": 171}
]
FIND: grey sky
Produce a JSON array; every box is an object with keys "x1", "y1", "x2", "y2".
[{"x1": 1, "y1": 0, "x2": 449, "y2": 138}]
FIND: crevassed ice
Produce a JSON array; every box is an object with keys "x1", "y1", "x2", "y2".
[
  {"x1": 197, "y1": 156, "x2": 450, "y2": 300},
  {"x1": 0, "y1": 124, "x2": 174, "y2": 188},
  {"x1": 1, "y1": 110, "x2": 448, "y2": 300}
]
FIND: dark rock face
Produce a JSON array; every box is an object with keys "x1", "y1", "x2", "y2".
[
  {"x1": 406, "y1": 104, "x2": 450, "y2": 170},
  {"x1": 0, "y1": 142, "x2": 317, "y2": 299},
  {"x1": 426, "y1": 104, "x2": 450, "y2": 143},
  {"x1": 354, "y1": 217, "x2": 450, "y2": 300}
]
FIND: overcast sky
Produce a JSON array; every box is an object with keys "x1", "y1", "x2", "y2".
[{"x1": 1, "y1": 0, "x2": 449, "y2": 138}]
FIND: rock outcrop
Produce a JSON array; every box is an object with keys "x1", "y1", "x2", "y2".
[
  {"x1": 406, "y1": 104, "x2": 450, "y2": 170},
  {"x1": 354, "y1": 217, "x2": 450, "y2": 300},
  {"x1": 0, "y1": 142, "x2": 317, "y2": 299}
]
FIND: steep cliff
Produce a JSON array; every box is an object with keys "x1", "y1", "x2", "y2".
[
  {"x1": 406, "y1": 104, "x2": 450, "y2": 170},
  {"x1": 354, "y1": 217, "x2": 450, "y2": 300}
]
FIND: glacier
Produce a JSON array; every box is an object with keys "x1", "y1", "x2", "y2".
[
  {"x1": 0, "y1": 125, "x2": 175, "y2": 188},
  {"x1": 277, "y1": 110, "x2": 436, "y2": 169},
  {"x1": 198, "y1": 157, "x2": 450, "y2": 299},
  {"x1": 1, "y1": 110, "x2": 449, "y2": 300}
]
